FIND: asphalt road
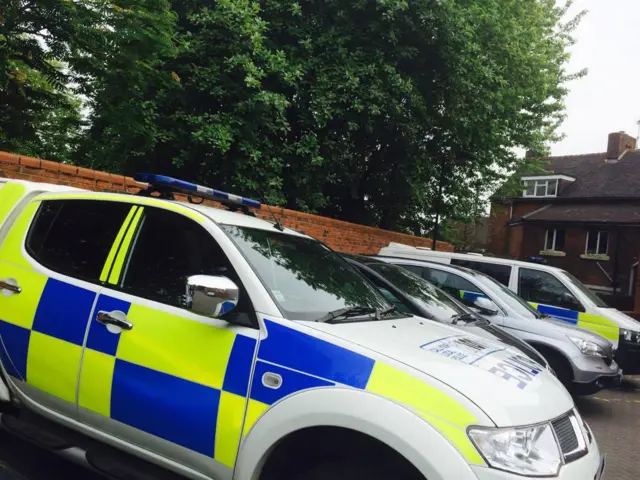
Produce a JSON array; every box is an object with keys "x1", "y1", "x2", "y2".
[
  {"x1": 1, "y1": 379, "x2": 640, "y2": 479},
  {"x1": 0, "y1": 431, "x2": 103, "y2": 480},
  {"x1": 575, "y1": 375, "x2": 640, "y2": 480}
]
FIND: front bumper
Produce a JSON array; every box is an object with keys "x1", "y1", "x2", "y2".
[
  {"x1": 470, "y1": 445, "x2": 604, "y2": 480},
  {"x1": 573, "y1": 355, "x2": 622, "y2": 384},
  {"x1": 615, "y1": 338, "x2": 640, "y2": 374}
]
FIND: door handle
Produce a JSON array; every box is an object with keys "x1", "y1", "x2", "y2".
[
  {"x1": 0, "y1": 279, "x2": 21, "y2": 294},
  {"x1": 97, "y1": 311, "x2": 133, "y2": 331}
]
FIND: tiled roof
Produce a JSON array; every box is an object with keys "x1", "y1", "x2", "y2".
[
  {"x1": 527, "y1": 150, "x2": 640, "y2": 199},
  {"x1": 521, "y1": 203, "x2": 640, "y2": 225}
]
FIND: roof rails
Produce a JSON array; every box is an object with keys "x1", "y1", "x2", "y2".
[{"x1": 133, "y1": 173, "x2": 261, "y2": 216}]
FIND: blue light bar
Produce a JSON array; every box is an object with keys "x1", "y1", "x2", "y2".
[{"x1": 133, "y1": 173, "x2": 262, "y2": 209}]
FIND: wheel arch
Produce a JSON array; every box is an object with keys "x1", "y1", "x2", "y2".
[
  {"x1": 527, "y1": 341, "x2": 575, "y2": 380},
  {"x1": 233, "y1": 387, "x2": 478, "y2": 480}
]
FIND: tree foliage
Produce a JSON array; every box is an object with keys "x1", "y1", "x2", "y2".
[{"x1": 1, "y1": 0, "x2": 585, "y2": 233}]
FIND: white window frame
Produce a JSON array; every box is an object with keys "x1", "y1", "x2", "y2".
[
  {"x1": 585, "y1": 231, "x2": 608, "y2": 255},
  {"x1": 544, "y1": 229, "x2": 564, "y2": 251},
  {"x1": 522, "y1": 179, "x2": 559, "y2": 198}
]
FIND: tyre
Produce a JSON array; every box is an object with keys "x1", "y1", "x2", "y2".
[
  {"x1": 571, "y1": 381, "x2": 603, "y2": 396},
  {"x1": 294, "y1": 461, "x2": 420, "y2": 480},
  {"x1": 542, "y1": 350, "x2": 574, "y2": 391},
  {"x1": 0, "y1": 465, "x2": 25, "y2": 480}
]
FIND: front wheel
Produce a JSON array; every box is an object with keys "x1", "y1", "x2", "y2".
[
  {"x1": 294, "y1": 461, "x2": 422, "y2": 480},
  {"x1": 541, "y1": 350, "x2": 574, "y2": 391}
]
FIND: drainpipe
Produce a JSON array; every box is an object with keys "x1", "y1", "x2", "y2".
[{"x1": 612, "y1": 227, "x2": 621, "y2": 296}]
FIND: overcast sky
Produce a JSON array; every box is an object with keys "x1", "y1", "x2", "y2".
[{"x1": 551, "y1": 0, "x2": 640, "y2": 155}]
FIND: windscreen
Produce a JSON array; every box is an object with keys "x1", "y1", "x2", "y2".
[
  {"x1": 366, "y1": 263, "x2": 472, "y2": 323},
  {"x1": 220, "y1": 225, "x2": 392, "y2": 321},
  {"x1": 560, "y1": 271, "x2": 609, "y2": 308}
]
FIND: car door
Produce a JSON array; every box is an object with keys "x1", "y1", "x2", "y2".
[
  {"x1": 77, "y1": 202, "x2": 260, "y2": 480},
  {"x1": 0, "y1": 196, "x2": 133, "y2": 418}
]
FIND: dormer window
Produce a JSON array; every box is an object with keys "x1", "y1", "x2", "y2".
[{"x1": 521, "y1": 175, "x2": 575, "y2": 198}]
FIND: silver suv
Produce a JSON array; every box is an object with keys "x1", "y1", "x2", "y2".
[{"x1": 376, "y1": 256, "x2": 623, "y2": 396}]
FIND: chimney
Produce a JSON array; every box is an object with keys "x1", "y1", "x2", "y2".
[{"x1": 606, "y1": 131, "x2": 637, "y2": 159}]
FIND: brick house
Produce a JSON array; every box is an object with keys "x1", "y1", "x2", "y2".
[{"x1": 487, "y1": 131, "x2": 640, "y2": 308}]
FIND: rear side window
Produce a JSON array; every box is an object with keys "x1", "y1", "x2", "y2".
[
  {"x1": 27, "y1": 200, "x2": 131, "y2": 283},
  {"x1": 450, "y1": 259, "x2": 512, "y2": 286}
]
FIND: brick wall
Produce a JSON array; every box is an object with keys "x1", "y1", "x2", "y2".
[
  {"x1": 508, "y1": 224, "x2": 524, "y2": 259},
  {"x1": 486, "y1": 202, "x2": 510, "y2": 255},
  {"x1": 0, "y1": 151, "x2": 453, "y2": 254}
]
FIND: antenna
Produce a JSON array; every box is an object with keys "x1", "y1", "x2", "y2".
[{"x1": 264, "y1": 202, "x2": 285, "y2": 232}]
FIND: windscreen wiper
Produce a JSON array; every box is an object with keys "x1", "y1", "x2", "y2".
[
  {"x1": 378, "y1": 305, "x2": 400, "y2": 317},
  {"x1": 315, "y1": 306, "x2": 378, "y2": 324},
  {"x1": 450, "y1": 312, "x2": 483, "y2": 325}
]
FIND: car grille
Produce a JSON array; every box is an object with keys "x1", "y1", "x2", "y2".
[{"x1": 551, "y1": 411, "x2": 588, "y2": 463}]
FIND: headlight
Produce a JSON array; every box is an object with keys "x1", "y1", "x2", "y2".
[
  {"x1": 568, "y1": 336, "x2": 605, "y2": 357},
  {"x1": 468, "y1": 423, "x2": 561, "y2": 476},
  {"x1": 620, "y1": 328, "x2": 640, "y2": 343}
]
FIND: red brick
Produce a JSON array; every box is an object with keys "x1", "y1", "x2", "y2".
[
  {"x1": 0, "y1": 164, "x2": 19, "y2": 173},
  {"x1": 19, "y1": 155, "x2": 41, "y2": 168},
  {"x1": 0, "y1": 152, "x2": 20, "y2": 165},
  {"x1": 76, "y1": 166, "x2": 96, "y2": 180},
  {"x1": 40, "y1": 160, "x2": 60, "y2": 173},
  {"x1": 59, "y1": 164, "x2": 78, "y2": 176},
  {"x1": 0, "y1": 170, "x2": 24, "y2": 179},
  {"x1": 74, "y1": 177, "x2": 95, "y2": 186},
  {"x1": 94, "y1": 170, "x2": 113, "y2": 183},
  {"x1": 39, "y1": 170, "x2": 58, "y2": 179}
]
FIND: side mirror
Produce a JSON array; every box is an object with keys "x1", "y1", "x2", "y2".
[
  {"x1": 473, "y1": 297, "x2": 499, "y2": 316},
  {"x1": 561, "y1": 292, "x2": 578, "y2": 306},
  {"x1": 185, "y1": 275, "x2": 239, "y2": 318}
]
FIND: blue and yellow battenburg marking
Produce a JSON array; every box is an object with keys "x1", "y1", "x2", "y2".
[
  {"x1": 0, "y1": 193, "x2": 486, "y2": 469},
  {"x1": 458, "y1": 290, "x2": 619, "y2": 341},
  {"x1": 529, "y1": 302, "x2": 619, "y2": 341}
]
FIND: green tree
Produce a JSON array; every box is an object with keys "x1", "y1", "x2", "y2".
[
  {"x1": 75, "y1": 0, "x2": 178, "y2": 168},
  {"x1": 82, "y1": 0, "x2": 299, "y2": 206},
  {"x1": 0, "y1": 0, "x2": 176, "y2": 163},
  {"x1": 73, "y1": 0, "x2": 583, "y2": 234},
  {"x1": 260, "y1": 0, "x2": 585, "y2": 231}
]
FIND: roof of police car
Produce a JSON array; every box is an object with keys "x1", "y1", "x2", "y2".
[
  {"x1": 19, "y1": 179, "x2": 309, "y2": 238},
  {"x1": 184, "y1": 201, "x2": 309, "y2": 237},
  {"x1": 375, "y1": 255, "x2": 497, "y2": 280}
]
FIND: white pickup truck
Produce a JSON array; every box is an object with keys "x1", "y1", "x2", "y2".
[{"x1": 0, "y1": 174, "x2": 605, "y2": 480}]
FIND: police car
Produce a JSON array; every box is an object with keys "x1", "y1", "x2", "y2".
[{"x1": 0, "y1": 175, "x2": 605, "y2": 480}]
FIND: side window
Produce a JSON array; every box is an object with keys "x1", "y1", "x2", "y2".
[
  {"x1": 27, "y1": 200, "x2": 132, "y2": 283},
  {"x1": 121, "y1": 207, "x2": 252, "y2": 319},
  {"x1": 450, "y1": 259, "x2": 512, "y2": 287},
  {"x1": 518, "y1": 268, "x2": 584, "y2": 312},
  {"x1": 421, "y1": 268, "x2": 482, "y2": 305}
]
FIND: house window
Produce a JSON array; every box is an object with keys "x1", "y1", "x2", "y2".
[
  {"x1": 522, "y1": 179, "x2": 559, "y2": 198},
  {"x1": 586, "y1": 231, "x2": 608, "y2": 255},
  {"x1": 544, "y1": 229, "x2": 565, "y2": 251}
]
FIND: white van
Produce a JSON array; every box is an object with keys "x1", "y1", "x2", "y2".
[{"x1": 378, "y1": 244, "x2": 640, "y2": 374}]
